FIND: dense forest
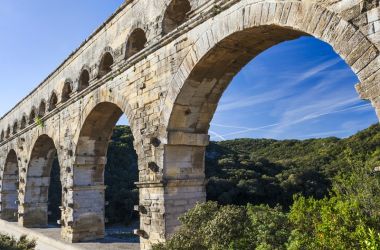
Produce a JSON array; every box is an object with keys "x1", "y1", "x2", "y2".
[
  {"x1": 99, "y1": 124, "x2": 380, "y2": 225},
  {"x1": 45, "y1": 124, "x2": 380, "y2": 248}
]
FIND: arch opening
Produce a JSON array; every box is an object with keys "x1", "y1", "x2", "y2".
[
  {"x1": 125, "y1": 28, "x2": 147, "y2": 59},
  {"x1": 165, "y1": 22, "x2": 379, "y2": 236},
  {"x1": 47, "y1": 157, "x2": 61, "y2": 226},
  {"x1": 6, "y1": 126, "x2": 11, "y2": 139},
  {"x1": 72, "y1": 102, "x2": 139, "y2": 243},
  {"x1": 20, "y1": 115, "x2": 27, "y2": 130},
  {"x1": 98, "y1": 53, "x2": 114, "y2": 78},
  {"x1": 49, "y1": 92, "x2": 58, "y2": 111},
  {"x1": 169, "y1": 26, "x2": 306, "y2": 133},
  {"x1": 0, "y1": 130, "x2": 4, "y2": 141},
  {"x1": 23, "y1": 135, "x2": 61, "y2": 228},
  {"x1": 39, "y1": 100, "x2": 46, "y2": 117},
  {"x1": 162, "y1": 0, "x2": 191, "y2": 35},
  {"x1": 78, "y1": 69, "x2": 90, "y2": 91},
  {"x1": 12, "y1": 121, "x2": 18, "y2": 135},
  {"x1": 62, "y1": 81, "x2": 73, "y2": 103},
  {"x1": 29, "y1": 109, "x2": 36, "y2": 125},
  {"x1": 0, "y1": 150, "x2": 19, "y2": 221}
]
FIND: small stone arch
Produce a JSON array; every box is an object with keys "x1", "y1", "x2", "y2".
[
  {"x1": 29, "y1": 108, "x2": 36, "y2": 125},
  {"x1": 0, "y1": 130, "x2": 4, "y2": 141},
  {"x1": 12, "y1": 121, "x2": 18, "y2": 135},
  {"x1": 5, "y1": 126, "x2": 11, "y2": 139},
  {"x1": 38, "y1": 100, "x2": 47, "y2": 117},
  {"x1": 61, "y1": 80, "x2": 73, "y2": 103},
  {"x1": 78, "y1": 67, "x2": 90, "y2": 91},
  {"x1": 20, "y1": 115, "x2": 27, "y2": 130},
  {"x1": 162, "y1": 0, "x2": 191, "y2": 35},
  {"x1": 0, "y1": 149, "x2": 19, "y2": 221},
  {"x1": 97, "y1": 48, "x2": 114, "y2": 78},
  {"x1": 48, "y1": 92, "x2": 58, "y2": 111},
  {"x1": 125, "y1": 28, "x2": 147, "y2": 59}
]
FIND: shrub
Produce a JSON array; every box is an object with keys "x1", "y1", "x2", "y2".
[
  {"x1": 0, "y1": 234, "x2": 36, "y2": 250},
  {"x1": 153, "y1": 202, "x2": 291, "y2": 250}
]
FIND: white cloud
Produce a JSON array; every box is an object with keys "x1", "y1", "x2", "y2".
[
  {"x1": 216, "y1": 88, "x2": 292, "y2": 112},
  {"x1": 209, "y1": 130, "x2": 227, "y2": 140},
  {"x1": 210, "y1": 103, "x2": 372, "y2": 140},
  {"x1": 291, "y1": 57, "x2": 342, "y2": 85}
]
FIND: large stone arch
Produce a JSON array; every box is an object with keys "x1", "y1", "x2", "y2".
[
  {"x1": 163, "y1": 1, "x2": 380, "y2": 130},
  {"x1": 157, "y1": 0, "x2": 380, "y2": 240},
  {"x1": 0, "y1": 149, "x2": 19, "y2": 221},
  {"x1": 61, "y1": 96, "x2": 139, "y2": 243},
  {"x1": 21, "y1": 134, "x2": 60, "y2": 228}
]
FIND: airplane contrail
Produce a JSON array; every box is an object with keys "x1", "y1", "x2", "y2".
[{"x1": 210, "y1": 103, "x2": 372, "y2": 139}]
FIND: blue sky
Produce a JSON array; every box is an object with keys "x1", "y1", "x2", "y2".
[
  {"x1": 210, "y1": 37, "x2": 378, "y2": 140},
  {"x1": 0, "y1": 1, "x2": 378, "y2": 140}
]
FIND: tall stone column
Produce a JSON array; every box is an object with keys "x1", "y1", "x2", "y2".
[
  {"x1": 136, "y1": 132, "x2": 208, "y2": 249},
  {"x1": 19, "y1": 176, "x2": 50, "y2": 227},
  {"x1": 136, "y1": 182, "x2": 166, "y2": 250},
  {"x1": 163, "y1": 132, "x2": 208, "y2": 235},
  {"x1": 0, "y1": 170, "x2": 18, "y2": 221},
  {"x1": 61, "y1": 157, "x2": 106, "y2": 242}
]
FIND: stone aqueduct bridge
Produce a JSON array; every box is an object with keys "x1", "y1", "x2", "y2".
[{"x1": 0, "y1": 0, "x2": 380, "y2": 249}]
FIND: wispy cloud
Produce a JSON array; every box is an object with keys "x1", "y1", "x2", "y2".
[
  {"x1": 216, "y1": 87, "x2": 294, "y2": 112},
  {"x1": 218, "y1": 57, "x2": 346, "y2": 113},
  {"x1": 207, "y1": 37, "x2": 374, "y2": 140},
  {"x1": 245, "y1": 57, "x2": 343, "y2": 88},
  {"x1": 209, "y1": 130, "x2": 226, "y2": 140},
  {"x1": 279, "y1": 96, "x2": 360, "y2": 124},
  {"x1": 266, "y1": 100, "x2": 371, "y2": 137},
  {"x1": 211, "y1": 123, "x2": 253, "y2": 130},
  {"x1": 211, "y1": 103, "x2": 372, "y2": 139},
  {"x1": 290, "y1": 57, "x2": 341, "y2": 86}
]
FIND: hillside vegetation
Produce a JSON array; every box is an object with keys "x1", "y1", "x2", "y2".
[
  {"x1": 205, "y1": 123, "x2": 380, "y2": 209},
  {"x1": 103, "y1": 124, "x2": 380, "y2": 224}
]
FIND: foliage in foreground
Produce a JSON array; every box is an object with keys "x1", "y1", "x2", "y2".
[
  {"x1": 154, "y1": 195, "x2": 380, "y2": 250},
  {"x1": 287, "y1": 152, "x2": 380, "y2": 250},
  {"x1": 153, "y1": 202, "x2": 291, "y2": 250},
  {"x1": 0, "y1": 234, "x2": 36, "y2": 250}
]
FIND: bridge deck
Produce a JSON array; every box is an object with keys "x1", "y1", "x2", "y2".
[{"x1": 0, "y1": 219, "x2": 139, "y2": 250}]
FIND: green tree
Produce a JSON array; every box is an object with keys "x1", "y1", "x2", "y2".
[{"x1": 154, "y1": 202, "x2": 292, "y2": 250}]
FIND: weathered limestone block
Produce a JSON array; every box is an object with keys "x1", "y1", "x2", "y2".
[{"x1": 19, "y1": 203, "x2": 49, "y2": 228}]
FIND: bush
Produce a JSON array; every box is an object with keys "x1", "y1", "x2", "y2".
[
  {"x1": 287, "y1": 194, "x2": 380, "y2": 250},
  {"x1": 0, "y1": 234, "x2": 36, "y2": 250},
  {"x1": 153, "y1": 202, "x2": 291, "y2": 250},
  {"x1": 286, "y1": 150, "x2": 380, "y2": 250}
]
